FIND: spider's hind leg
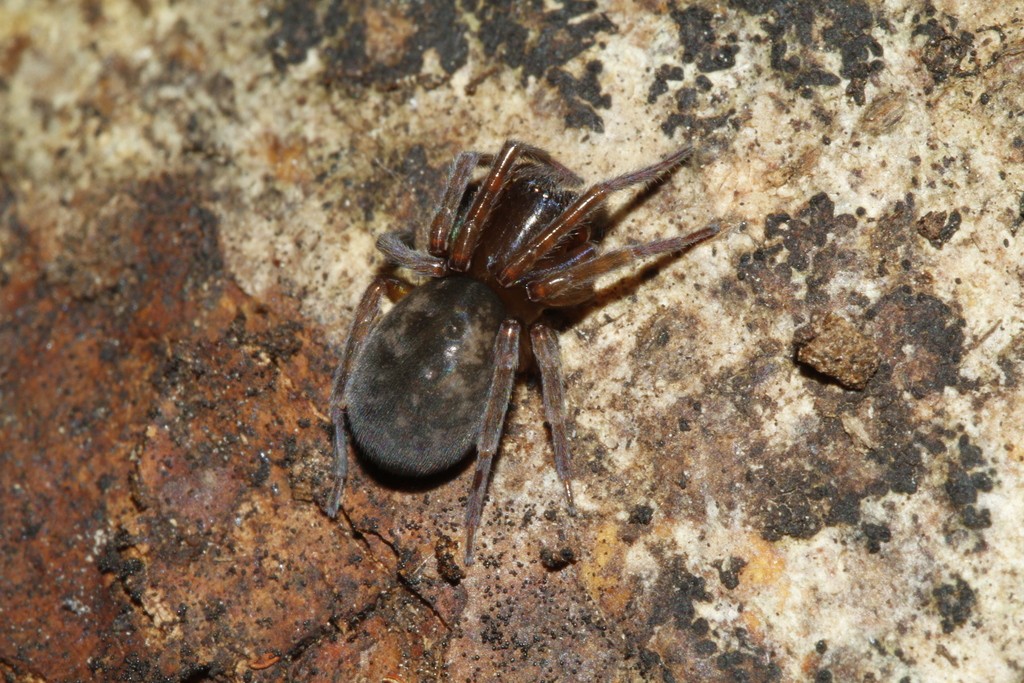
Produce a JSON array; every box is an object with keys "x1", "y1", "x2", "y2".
[
  {"x1": 464, "y1": 319, "x2": 521, "y2": 565},
  {"x1": 326, "y1": 276, "x2": 405, "y2": 517},
  {"x1": 530, "y1": 323, "x2": 577, "y2": 515}
]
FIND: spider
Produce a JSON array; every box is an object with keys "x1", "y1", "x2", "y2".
[{"x1": 327, "y1": 140, "x2": 718, "y2": 565}]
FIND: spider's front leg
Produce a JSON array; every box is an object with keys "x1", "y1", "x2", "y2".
[
  {"x1": 449, "y1": 140, "x2": 583, "y2": 272},
  {"x1": 427, "y1": 150, "x2": 492, "y2": 257},
  {"x1": 497, "y1": 145, "x2": 696, "y2": 286}
]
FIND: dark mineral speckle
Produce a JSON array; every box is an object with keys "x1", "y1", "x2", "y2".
[
  {"x1": 715, "y1": 638, "x2": 783, "y2": 682},
  {"x1": 960, "y1": 505, "x2": 991, "y2": 530},
  {"x1": 629, "y1": 504, "x2": 655, "y2": 525},
  {"x1": 912, "y1": 10, "x2": 978, "y2": 85},
  {"x1": 475, "y1": 3, "x2": 616, "y2": 130},
  {"x1": 267, "y1": 0, "x2": 617, "y2": 132},
  {"x1": 868, "y1": 287, "x2": 965, "y2": 399},
  {"x1": 435, "y1": 534, "x2": 466, "y2": 584},
  {"x1": 943, "y1": 434, "x2": 994, "y2": 532},
  {"x1": 648, "y1": 64, "x2": 686, "y2": 103},
  {"x1": 716, "y1": 556, "x2": 747, "y2": 589},
  {"x1": 649, "y1": 556, "x2": 712, "y2": 629},
  {"x1": 539, "y1": 546, "x2": 577, "y2": 571},
  {"x1": 546, "y1": 60, "x2": 612, "y2": 132},
  {"x1": 933, "y1": 576, "x2": 976, "y2": 633},
  {"x1": 270, "y1": 0, "x2": 470, "y2": 88},
  {"x1": 670, "y1": 6, "x2": 740, "y2": 73},
  {"x1": 732, "y1": 0, "x2": 883, "y2": 103},
  {"x1": 861, "y1": 522, "x2": 892, "y2": 554}
]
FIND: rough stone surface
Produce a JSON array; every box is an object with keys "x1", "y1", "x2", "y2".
[{"x1": 2, "y1": 1, "x2": 1023, "y2": 682}]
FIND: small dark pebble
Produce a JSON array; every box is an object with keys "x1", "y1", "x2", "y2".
[
  {"x1": 434, "y1": 535, "x2": 465, "y2": 584},
  {"x1": 629, "y1": 504, "x2": 655, "y2": 525},
  {"x1": 540, "y1": 546, "x2": 577, "y2": 571}
]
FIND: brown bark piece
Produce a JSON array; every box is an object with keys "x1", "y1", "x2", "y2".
[
  {"x1": 916, "y1": 209, "x2": 963, "y2": 249},
  {"x1": 797, "y1": 313, "x2": 880, "y2": 390}
]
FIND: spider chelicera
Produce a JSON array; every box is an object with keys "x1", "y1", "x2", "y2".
[{"x1": 327, "y1": 140, "x2": 718, "y2": 564}]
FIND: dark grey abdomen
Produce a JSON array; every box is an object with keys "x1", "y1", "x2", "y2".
[{"x1": 345, "y1": 277, "x2": 507, "y2": 477}]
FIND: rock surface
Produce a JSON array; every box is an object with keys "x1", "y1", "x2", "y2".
[{"x1": 2, "y1": 1, "x2": 1022, "y2": 681}]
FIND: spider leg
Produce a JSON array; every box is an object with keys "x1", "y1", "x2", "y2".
[
  {"x1": 530, "y1": 323, "x2": 577, "y2": 515},
  {"x1": 527, "y1": 224, "x2": 720, "y2": 304},
  {"x1": 464, "y1": 319, "x2": 521, "y2": 565},
  {"x1": 496, "y1": 145, "x2": 696, "y2": 286},
  {"x1": 427, "y1": 151, "x2": 492, "y2": 257},
  {"x1": 514, "y1": 241, "x2": 597, "y2": 285},
  {"x1": 326, "y1": 276, "x2": 405, "y2": 517},
  {"x1": 377, "y1": 231, "x2": 448, "y2": 277},
  {"x1": 450, "y1": 140, "x2": 583, "y2": 272}
]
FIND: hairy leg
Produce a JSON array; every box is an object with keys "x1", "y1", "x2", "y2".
[
  {"x1": 326, "y1": 276, "x2": 406, "y2": 517},
  {"x1": 530, "y1": 323, "x2": 577, "y2": 515},
  {"x1": 427, "y1": 151, "x2": 492, "y2": 256},
  {"x1": 377, "y1": 231, "x2": 448, "y2": 277},
  {"x1": 464, "y1": 319, "x2": 521, "y2": 564},
  {"x1": 449, "y1": 140, "x2": 582, "y2": 272},
  {"x1": 527, "y1": 224, "x2": 720, "y2": 303}
]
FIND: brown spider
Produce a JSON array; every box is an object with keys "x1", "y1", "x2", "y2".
[{"x1": 328, "y1": 140, "x2": 718, "y2": 564}]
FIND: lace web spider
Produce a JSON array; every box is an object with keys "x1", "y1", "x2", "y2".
[{"x1": 328, "y1": 140, "x2": 718, "y2": 564}]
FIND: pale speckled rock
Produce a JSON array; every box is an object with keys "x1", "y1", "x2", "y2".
[{"x1": 1, "y1": 1, "x2": 1023, "y2": 681}]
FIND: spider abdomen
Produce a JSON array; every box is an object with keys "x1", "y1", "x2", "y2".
[{"x1": 345, "y1": 277, "x2": 507, "y2": 477}]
